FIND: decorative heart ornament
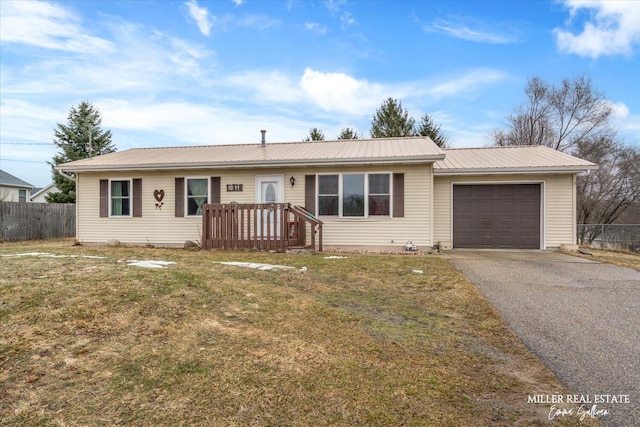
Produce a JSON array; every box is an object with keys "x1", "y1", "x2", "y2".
[{"x1": 154, "y1": 189, "x2": 165, "y2": 202}]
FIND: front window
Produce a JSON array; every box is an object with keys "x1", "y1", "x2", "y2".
[
  {"x1": 343, "y1": 174, "x2": 364, "y2": 217},
  {"x1": 318, "y1": 175, "x2": 339, "y2": 216},
  {"x1": 19, "y1": 189, "x2": 27, "y2": 203},
  {"x1": 111, "y1": 180, "x2": 131, "y2": 216},
  {"x1": 368, "y1": 174, "x2": 390, "y2": 216},
  {"x1": 187, "y1": 178, "x2": 208, "y2": 216},
  {"x1": 317, "y1": 173, "x2": 391, "y2": 217}
]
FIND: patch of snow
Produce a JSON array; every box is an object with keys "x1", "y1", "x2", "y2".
[
  {"x1": 126, "y1": 260, "x2": 176, "y2": 269},
  {"x1": 218, "y1": 261, "x2": 297, "y2": 271},
  {"x1": 1, "y1": 252, "x2": 53, "y2": 257},
  {"x1": 324, "y1": 255, "x2": 347, "y2": 259},
  {"x1": 0, "y1": 253, "x2": 107, "y2": 259},
  {"x1": 412, "y1": 269, "x2": 424, "y2": 274}
]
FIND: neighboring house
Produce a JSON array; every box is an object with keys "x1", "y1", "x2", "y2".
[
  {"x1": 56, "y1": 136, "x2": 596, "y2": 250},
  {"x1": 29, "y1": 182, "x2": 59, "y2": 203},
  {"x1": 0, "y1": 169, "x2": 34, "y2": 202}
]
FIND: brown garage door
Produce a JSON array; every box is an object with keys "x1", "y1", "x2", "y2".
[{"x1": 453, "y1": 184, "x2": 541, "y2": 249}]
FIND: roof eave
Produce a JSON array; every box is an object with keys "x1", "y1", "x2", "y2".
[
  {"x1": 433, "y1": 165, "x2": 598, "y2": 176},
  {"x1": 57, "y1": 154, "x2": 446, "y2": 173},
  {"x1": 0, "y1": 183, "x2": 34, "y2": 189}
]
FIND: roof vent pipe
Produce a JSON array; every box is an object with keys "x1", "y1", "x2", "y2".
[{"x1": 260, "y1": 130, "x2": 266, "y2": 148}]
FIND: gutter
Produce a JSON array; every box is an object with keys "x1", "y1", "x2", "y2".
[
  {"x1": 433, "y1": 165, "x2": 598, "y2": 176},
  {"x1": 56, "y1": 154, "x2": 447, "y2": 173},
  {"x1": 56, "y1": 169, "x2": 77, "y2": 182}
]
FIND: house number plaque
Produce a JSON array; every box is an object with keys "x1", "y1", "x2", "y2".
[{"x1": 226, "y1": 184, "x2": 243, "y2": 192}]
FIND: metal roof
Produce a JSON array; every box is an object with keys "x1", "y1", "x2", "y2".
[
  {"x1": 0, "y1": 169, "x2": 34, "y2": 189},
  {"x1": 56, "y1": 139, "x2": 596, "y2": 175},
  {"x1": 433, "y1": 146, "x2": 597, "y2": 175},
  {"x1": 57, "y1": 137, "x2": 446, "y2": 172}
]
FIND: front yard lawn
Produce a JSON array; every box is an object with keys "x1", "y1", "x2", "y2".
[{"x1": 1, "y1": 240, "x2": 595, "y2": 426}]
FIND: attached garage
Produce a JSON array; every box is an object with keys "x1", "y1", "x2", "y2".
[{"x1": 453, "y1": 184, "x2": 541, "y2": 249}]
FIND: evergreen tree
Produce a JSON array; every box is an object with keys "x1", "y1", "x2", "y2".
[
  {"x1": 337, "y1": 127, "x2": 359, "y2": 140},
  {"x1": 303, "y1": 127, "x2": 325, "y2": 141},
  {"x1": 370, "y1": 98, "x2": 415, "y2": 138},
  {"x1": 416, "y1": 113, "x2": 449, "y2": 148},
  {"x1": 47, "y1": 102, "x2": 116, "y2": 203}
]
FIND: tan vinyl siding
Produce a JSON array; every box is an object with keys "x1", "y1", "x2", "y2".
[
  {"x1": 433, "y1": 174, "x2": 577, "y2": 249},
  {"x1": 545, "y1": 174, "x2": 576, "y2": 247},
  {"x1": 76, "y1": 164, "x2": 433, "y2": 249}
]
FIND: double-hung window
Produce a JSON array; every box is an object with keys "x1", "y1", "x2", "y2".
[
  {"x1": 187, "y1": 178, "x2": 208, "y2": 216},
  {"x1": 318, "y1": 173, "x2": 391, "y2": 217},
  {"x1": 19, "y1": 189, "x2": 27, "y2": 203},
  {"x1": 110, "y1": 180, "x2": 131, "y2": 216},
  {"x1": 368, "y1": 173, "x2": 390, "y2": 216},
  {"x1": 318, "y1": 175, "x2": 339, "y2": 216}
]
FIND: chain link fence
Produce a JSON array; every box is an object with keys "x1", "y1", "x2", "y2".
[{"x1": 577, "y1": 224, "x2": 640, "y2": 253}]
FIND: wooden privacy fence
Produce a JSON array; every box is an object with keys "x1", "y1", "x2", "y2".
[
  {"x1": 202, "y1": 203, "x2": 323, "y2": 252},
  {"x1": 0, "y1": 202, "x2": 76, "y2": 241}
]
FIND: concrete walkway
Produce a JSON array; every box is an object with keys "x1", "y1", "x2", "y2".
[{"x1": 445, "y1": 250, "x2": 639, "y2": 427}]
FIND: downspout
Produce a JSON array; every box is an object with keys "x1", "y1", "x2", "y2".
[
  {"x1": 573, "y1": 173, "x2": 577, "y2": 244},
  {"x1": 57, "y1": 169, "x2": 77, "y2": 182},
  {"x1": 430, "y1": 164, "x2": 434, "y2": 249}
]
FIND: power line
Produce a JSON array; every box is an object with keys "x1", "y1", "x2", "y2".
[
  {"x1": 0, "y1": 158, "x2": 48, "y2": 164},
  {"x1": 1, "y1": 142, "x2": 54, "y2": 146}
]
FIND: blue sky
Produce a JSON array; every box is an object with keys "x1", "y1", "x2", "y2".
[{"x1": 1, "y1": 0, "x2": 639, "y2": 188}]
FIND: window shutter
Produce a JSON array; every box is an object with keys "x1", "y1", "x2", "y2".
[
  {"x1": 99, "y1": 179, "x2": 108, "y2": 217},
  {"x1": 393, "y1": 173, "x2": 404, "y2": 218},
  {"x1": 211, "y1": 177, "x2": 221, "y2": 204},
  {"x1": 305, "y1": 175, "x2": 316, "y2": 215},
  {"x1": 133, "y1": 179, "x2": 142, "y2": 217},
  {"x1": 175, "y1": 178, "x2": 184, "y2": 217}
]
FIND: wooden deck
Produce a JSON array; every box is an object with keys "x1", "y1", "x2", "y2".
[{"x1": 201, "y1": 203, "x2": 323, "y2": 252}]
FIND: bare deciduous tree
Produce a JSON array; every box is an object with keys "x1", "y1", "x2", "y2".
[
  {"x1": 494, "y1": 75, "x2": 612, "y2": 152},
  {"x1": 575, "y1": 137, "x2": 640, "y2": 227},
  {"x1": 493, "y1": 75, "x2": 640, "y2": 243}
]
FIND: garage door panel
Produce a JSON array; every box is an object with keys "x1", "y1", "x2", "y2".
[
  {"x1": 453, "y1": 184, "x2": 541, "y2": 249},
  {"x1": 498, "y1": 218, "x2": 514, "y2": 228},
  {"x1": 520, "y1": 218, "x2": 539, "y2": 230},
  {"x1": 520, "y1": 200, "x2": 539, "y2": 212},
  {"x1": 498, "y1": 201, "x2": 514, "y2": 212},
  {"x1": 476, "y1": 202, "x2": 493, "y2": 214}
]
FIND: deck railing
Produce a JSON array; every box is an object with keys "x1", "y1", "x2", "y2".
[{"x1": 201, "y1": 203, "x2": 323, "y2": 252}]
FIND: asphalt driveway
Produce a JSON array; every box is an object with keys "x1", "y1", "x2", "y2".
[{"x1": 446, "y1": 250, "x2": 639, "y2": 427}]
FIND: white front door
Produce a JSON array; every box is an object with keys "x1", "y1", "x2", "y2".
[{"x1": 255, "y1": 175, "x2": 284, "y2": 236}]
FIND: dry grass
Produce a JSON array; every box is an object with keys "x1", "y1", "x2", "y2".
[
  {"x1": 1, "y1": 239, "x2": 597, "y2": 426},
  {"x1": 569, "y1": 247, "x2": 640, "y2": 271}
]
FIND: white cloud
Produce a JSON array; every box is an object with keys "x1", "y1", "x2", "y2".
[
  {"x1": 0, "y1": 0, "x2": 113, "y2": 53},
  {"x1": 305, "y1": 22, "x2": 328, "y2": 35},
  {"x1": 341, "y1": 12, "x2": 356, "y2": 30},
  {"x1": 0, "y1": 99, "x2": 62, "y2": 145},
  {"x1": 300, "y1": 68, "x2": 385, "y2": 116},
  {"x1": 232, "y1": 0, "x2": 243, "y2": 5},
  {"x1": 185, "y1": 0, "x2": 214, "y2": 36},
  {"x1": 425, "y1": 69, "x2": 507, "y2": 100},
  {"x1": 1, "y1": 18, "x2": 214, "y2": 96},
  {"x1": 423, "y1": 18, "x2": 519, "y2": 44},
  {"x1": 554, "y1": 0, "x2": 640, "y2": 58},
  {"x1": 605, "y1": 100, "x2": 630, "y2": 119},
  {"x1": 226, "y1": 70, "x2": 304, "y2": 104},
  {"x1": 324, "y1": 0, "x2": 347, "y2": 13},
  {"x1": 96, "y1": 98, "x2": 318, "y2": 146},
  {"x1": 237, "y1": 14, "x2": 280, "y2": 30}
]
